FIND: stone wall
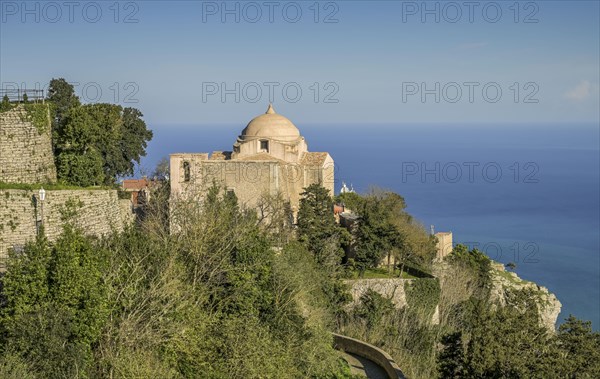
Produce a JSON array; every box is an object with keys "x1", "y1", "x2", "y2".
[
  {"x1": 346, "y1": 278, "x2": 411, "y2": 309},
  {"x1": 170, "y1": 153, "x2": 333, "y2": 216},
  {"x1": 0, "y1": 105, "x2": 57, "y2": 184},
  {"x1": 345, "y1": 278, "x2": 441, "y2": 325},
  {"x1": 333, "y1": 333, "x2": 406, "y2": 379},
  {"x1": 434, "y1": 232, "x2": 453, "y2": 261},
  {"x1": 0, "y1": 189, "x2": 132, "y2": 269}
]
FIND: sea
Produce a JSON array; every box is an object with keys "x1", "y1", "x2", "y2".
[{"x1": 138, "y1": 122, "x2": 600, "y2": 330}]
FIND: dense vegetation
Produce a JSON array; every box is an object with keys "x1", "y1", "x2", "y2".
[
  {"x1": 337, "y1": 189, "x2": 436, "y2": 276},
  {"x1": 0, "y1": 183, "x2": 355, "y2": 378}
]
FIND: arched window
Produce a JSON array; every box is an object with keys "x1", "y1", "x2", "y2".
[{"x1": 183, "y1": 161, "x2": 190, "y2": 182}]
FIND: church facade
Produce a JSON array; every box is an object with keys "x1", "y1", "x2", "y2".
[{"x1": 169, "y1": 105, "x2": 334, "y2": 216}]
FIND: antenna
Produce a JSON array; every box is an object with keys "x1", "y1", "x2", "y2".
[{"x1": 430, "y1": 225, "x2": 435, "y2": 235}]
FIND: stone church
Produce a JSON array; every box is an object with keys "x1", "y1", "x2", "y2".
[{"x1": 169, "y1": 104, "x2": 334, "y2": 216}]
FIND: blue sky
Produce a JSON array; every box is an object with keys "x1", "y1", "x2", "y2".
[{"x1": 1, "y1": 0, "x2": 598, "y2": 126}]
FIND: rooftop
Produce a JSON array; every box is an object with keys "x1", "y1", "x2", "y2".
[{"x1": 240, "y1": 104, "x2": 301, "y2": 142}]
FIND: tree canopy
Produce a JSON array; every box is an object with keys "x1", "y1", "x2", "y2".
[
  {"x1": 337, "y1": 188, "x2": 435, "y2": 274},
  {"x1": 47, "y1": 78, "x2": 153, "y2": 186},
  {"x1": 0, "y1": 183, "x2": 355, "y2": 378}
]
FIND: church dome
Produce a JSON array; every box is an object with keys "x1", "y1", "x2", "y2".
[{"x1": 241, "y1": 104, "x2": 301, "y2": 141}]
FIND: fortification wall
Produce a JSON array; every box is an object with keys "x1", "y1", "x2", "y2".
[
  {"x1": 346, "y1": 278, "x2": 412, "y2": 309},
  {"x1": 345, "y1": 278, "x2": 441, "y2": 325},
  {"x1": 0, "y1": 189, "x2": 131, "y2": 268},
  {"x1": 0, "y1": 105, "x2": 57, "y2": 184}
]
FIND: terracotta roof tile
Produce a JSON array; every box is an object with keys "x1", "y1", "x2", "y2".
[
  {"x1": 122, "y1": 179, "x2": 149, "y2": 190},
  {"x1": 300, "y1": 152, "x2": 329, "y2": 166},
  {"x1": 210, "y1": 151, "x2": 232, "y2": 160},
  {"x1": 237, "y1": 153, "x2": 284, "y2": 162}
]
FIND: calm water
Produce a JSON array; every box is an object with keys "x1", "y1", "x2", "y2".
[{"x1": 140, "y1": 123, "x2": 600, "y2": 329}]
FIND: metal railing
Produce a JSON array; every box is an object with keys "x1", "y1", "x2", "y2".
[{"x1": 0, "y1": 89, "x2": 45, "y2": 103}]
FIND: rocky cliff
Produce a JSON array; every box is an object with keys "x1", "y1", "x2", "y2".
[
  {"x1": 345, "y1": 262, "x2": 561, "y2": 332},
  {"x1": 488, "y1": 262, "x2": 562, "y2": 331}
]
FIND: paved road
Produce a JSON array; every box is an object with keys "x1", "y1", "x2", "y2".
[{"x1": 341, "y1": 351, "x2": 389, "y2": 379}]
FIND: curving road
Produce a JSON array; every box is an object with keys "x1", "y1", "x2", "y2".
[{"x1": 340, "y1": 351, "x2": 389, "y2": 379}]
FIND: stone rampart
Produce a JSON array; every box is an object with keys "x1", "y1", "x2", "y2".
[
  {"x1": 0, "y1": 105, "x2": 57, "y2": 184},
  {"x1": 345, "y1": 278, "x2": 412, "y2": 308},
  {"x1": 345, "y1": 278, "x2": 441, "y2": 325},
  {"x1": 0, "y1": 189, "x2": 131, "y2": 269}
]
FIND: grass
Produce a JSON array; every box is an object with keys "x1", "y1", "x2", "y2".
[
  {"x1": 0, "y1": 181, "x2": 114, "y2": 191},
  {"x1": 494, "y1": 267, "x2": 532, "y2": 285},
  {"x1": 347, "y1": 267, "x2": 421, "y2": 280}
]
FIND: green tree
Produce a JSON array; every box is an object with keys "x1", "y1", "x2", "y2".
[
  {"x1": 56, "y1": 149, "x2": 105, "y2": 186},
  {"x1": 0, "y1": 224, "x2": 109, "y2": 378},
  {"x1": 448, "y1": 244, "x2": 492, "y2": 297},
  {"x1": 162, "y1": 184, "x2": 352, "y2": 377},
  {"x1": 457, "y1": 292, "x2": 554, "y2": 378},
  {"x1": 53, "y1": 102, "x2": 152, "y2": 186},
  {"x1": 0, "y1": 233, "x2": 51, "y2": 322},
  {"x1": 6, "y1": 303, "x2": 91, "y2": 378},
  {"x1": 297, "y1": 184, "x2": 351, "y2": 324},
  {"x1": 556, "y1": 315, "x2": 600, "y2": 376},
  {"x1": 53, "y1": 98, "x2": 105, "y2": 185},
  {"x1": 116, "y1": 107, "x2": 153, "y2": 179},
  {"x1": 47, "y1": 78, "x2": 80, "y2": 130},
  {"x1": 297, "y1": 183, "x2": 348, "y2": 268},
  {"x1": 354, "y1": 192, "x2": 403, "y2": 272},
  {"x1": 336, "y1": 191, "x2": 364, "y2": 213},
  {"x1": 47, "y1": 78, "x2": 152, "y2": 186},
  {"x1": 153, "y1": 157, "x2": 170, "y2": 180},
  {"x1": 48, "y1": 225, "x2": 109, "y2": 345},
  {"x1": 338, "y1": 189, "x2": 435, "y2": 275},
  {"x1": 355, "y1": 289, "x2": 394, "y2": 330},
  {"x1": 437, "y1": 332, "x2": 466, "y2": 378},
  {"x1": 0, "y1": 94, "x2": 12, "y2": 112}
]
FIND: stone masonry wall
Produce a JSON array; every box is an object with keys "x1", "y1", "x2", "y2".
[
  {"x1": 333, "y1": 333, "x2": 407, "y2": 379},
  {"x1": 170, "y1": 154, "x2": 330, "y2": 216},
  {"x1": 0, "y1": 189, "x2": 131, "y2": 269},
  {"x1": 345, "y1": 278, "x2": 441, "y2": 325},
  {"x1": 346, "y1": 278, "x2": 411, "y2": 309},
  {"x1": 0, "y1": 105, "x2": 57, "y2": 184}
]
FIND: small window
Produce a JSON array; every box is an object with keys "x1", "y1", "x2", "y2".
[
  {"x1": 260, "y1": 140, "x2": 269, "y2": 152},
  {"x1": 183, "y1": 161, "x2": 190, "y2": 182}
]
